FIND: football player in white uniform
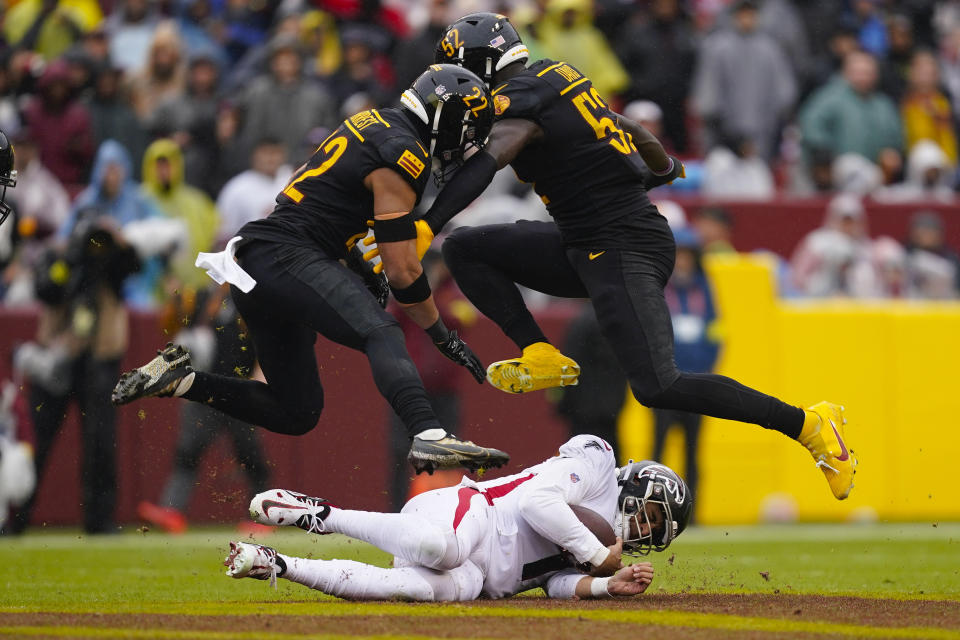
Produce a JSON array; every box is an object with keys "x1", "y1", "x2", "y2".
[{"x1": 223, "y1": 435, "x2": 692, "y2": 601}]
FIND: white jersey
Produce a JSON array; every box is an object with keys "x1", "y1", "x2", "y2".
[{"x1": 458, "y1": 434, "x2": 619, "y2": 599}]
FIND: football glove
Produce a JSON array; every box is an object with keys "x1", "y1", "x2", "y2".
[
  {"x1": 364, "y1": 219, "x2": 435, "y2": 274},
  {"x1": 345, "y1": 243, "x2": 390, "y2": 308},
  {"x1": 434, "y1": 330, "x2": 486, "y2": 384}
]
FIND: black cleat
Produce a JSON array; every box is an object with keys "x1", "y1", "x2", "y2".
[
  {"x1": 408, "y1": 434, "x2": 510, "y2": 475},
  {"x1": 111, "y1": 343, "x2": 193, "y2": 405}
]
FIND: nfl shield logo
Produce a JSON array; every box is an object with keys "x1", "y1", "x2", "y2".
[{"x1": 570, "y1": 473, "x2": 580, "y2": 483}]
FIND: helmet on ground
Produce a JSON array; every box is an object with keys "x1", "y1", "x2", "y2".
[
  {"x1": 401, "y1": 64, "x2": 494, "y2": 184},
  {"x1": 615, "y1": 460, "x2": 692, "y2": 556},
  {"x1": 434, "y1": 12, "x2": 529, "y2": 86},
  {"x1": 0, "y1": 131, "x2": 16, "y2": 227}
]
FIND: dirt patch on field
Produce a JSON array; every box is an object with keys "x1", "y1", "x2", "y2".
[
  {"x1": 0, "y1": 612, "x2": 858, "y2": 640},
  {"x1": 4, "y1": 594, "x2": 958, "y2": 640},
  {"x1": 464, "y1": 592, "x2": 960, "y2": 629}
]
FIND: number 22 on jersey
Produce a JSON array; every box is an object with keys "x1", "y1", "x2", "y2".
[
  {"x1": 571, "y1": 87, "x2": 637, "y2": 156},
  {"x1": 283, "y1": 135, "x2": 349, "y2": 203}
]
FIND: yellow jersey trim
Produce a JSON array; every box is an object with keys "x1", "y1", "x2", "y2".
[
  {"x1": 536, "y1": 62, "x2": 564, "y2": 77},
  {"x1": 344, "y1": 120, "x2": 365, "y2": 142},
  {"x1": 559, "y1": 77, "x2": 590, "y2": 96},
  {"x1": 372, "y1": 109, "x2": 390, "y2": 127}
]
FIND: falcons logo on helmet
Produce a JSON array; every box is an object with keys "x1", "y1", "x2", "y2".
[{"x1": 638, "y1": 464, "x2": 686, "y2": 504}]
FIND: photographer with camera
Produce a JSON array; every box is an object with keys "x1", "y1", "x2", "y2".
[{"x1": 10, "y1": 207, "x2": 140, "y2": 534}]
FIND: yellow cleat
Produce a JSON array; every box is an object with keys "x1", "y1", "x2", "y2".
[
  {"x1": 798, "y1": 401, "x2": 858, "y2": 500},
  {"x1": 485, "y1": 342, "x2": 580, "y2": 394}
]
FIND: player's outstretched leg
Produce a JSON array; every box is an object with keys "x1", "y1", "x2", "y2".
[
  {"x1": 798, "y1": 401, "x2": 858, "y2": 500},
  {"x1": 407, "y1": 431, "x2": 509, "y2": 474},
  {"x1": 111, "y1": 343, "x2": 194, "y2": 405},
  {"x1": 485, "y1": 342, "x2": 580, "y2": 394},
  {"x1": 250, "y1": 486, "x2": 486, "y2": 571},
  {"x1": 223, "y1": 540, "x2": 481, "y2": 601}
]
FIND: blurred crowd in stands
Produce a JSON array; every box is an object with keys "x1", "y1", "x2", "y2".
[{"x1": 1, "y1": 0, "x2": 960, "y2": 313}]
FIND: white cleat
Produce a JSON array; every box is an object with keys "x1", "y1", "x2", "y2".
[
  {"x1": 223, "y1": 541, "x2": 284, "y2": 588},
  {"x1": 249, "y1": 489, "x2": 335, "y2": 535}
]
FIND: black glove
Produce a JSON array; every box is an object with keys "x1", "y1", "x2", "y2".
[
  {"x1": 345, "y1": 243, "x2": 389, "y2": 308},
  {"x1": 427, "y1": 320, "x2": 485, "y2": 383}
]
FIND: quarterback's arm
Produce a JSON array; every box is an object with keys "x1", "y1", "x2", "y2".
[
  {"x1": 544, "y1": 564, "x2": 654, "y2": 599},
  {"x1": 422, "y1": 118, "x2": 544, "y2": 234},
  {"x1": 366, "y1": 167, "x2": 438, "y2": 329},
  {"x1": 516, "y1": 459, "x2": 613, "y2": 570}
]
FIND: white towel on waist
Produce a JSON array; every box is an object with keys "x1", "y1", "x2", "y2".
[{"x1": 195, "y1": 236, "x2": 257, "y2": 293}]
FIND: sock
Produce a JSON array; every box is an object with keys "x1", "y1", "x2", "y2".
[
  {"x1": 414, "y1": 428, "x2": 447, "y2": 441},
  {"x1": 173, "y1": 371, "x2": 195, "y2": 397},
  {"x1": 325, "y1": 509, "x2": 458, "y2": 569},
  {"x1": 282, "y1": 556, "x2": 435, "y2": 600}
]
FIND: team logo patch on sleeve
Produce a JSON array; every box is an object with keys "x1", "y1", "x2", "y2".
[
  {"x1": 494, "y1": 94, "x2": 511, "y2": 116},
  {"x1": 397, "y1": 149, "x2": 425, "y2": 178}
]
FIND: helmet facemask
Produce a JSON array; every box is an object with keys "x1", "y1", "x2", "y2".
[
  {"x1": 428, "y1": 98, "x2": 488, "y2": 186},
  {"x1": 616, "y1": 485, "x2": 675, "y2": 557}
]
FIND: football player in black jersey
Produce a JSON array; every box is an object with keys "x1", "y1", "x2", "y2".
[
  {"x1": 112, "y1": 65, "x2": 510, "y2": 475},
  {"x1": 397, "y1": 13, "x2": 856, "y2": 500}
]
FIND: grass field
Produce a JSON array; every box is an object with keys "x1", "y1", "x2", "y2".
[{"x1": 2, "y1": 522, "x2": 959, "y2": 639}]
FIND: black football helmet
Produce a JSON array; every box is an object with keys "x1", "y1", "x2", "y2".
[
  {"x1": 401, "y1": 64, "x2": 494, "y2": 184},
  {"x1": 615, "y1": 460, "x2": 693, "y2": 556},
  {"x1": 0, "y1": 130, "x2": 16, "y2": 227},
  {"x1": 434, "y1": 12, "x2": 529, "y2": 86}
]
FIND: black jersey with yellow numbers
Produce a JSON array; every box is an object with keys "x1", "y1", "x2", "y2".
[
  {"x1": 492, "y1": 59, "x2": 672, "y2": 252},
  {"x1": 239, "y1": 107, "x2": 432, "y2": 259}
]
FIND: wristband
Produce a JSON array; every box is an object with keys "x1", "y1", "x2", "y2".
[
  {"x1": 425, "y1": 318, "x2": 450, "y2": 343},
  {"x1": 390, "y1": 271, "x2": 431, "y2": 304},
  {"x1": 590, "y1": 577, "x2": 613, "y2": 598},
  {"x1": 374, "y1": 215, "x2": 417, "y2": 243},
  {"x1": 650, "y1": 157, "x2": 675, "y2": 177}
]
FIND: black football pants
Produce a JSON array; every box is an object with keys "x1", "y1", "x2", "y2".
[
  {"x1": 442, "y1": 221, "x2": 804, "y2": 438},
  {"x1": 183, "y1": 240, "x2": 442, "y2": 438}
]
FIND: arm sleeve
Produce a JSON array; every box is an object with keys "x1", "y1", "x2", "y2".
[
  {"x1": 544, "y1": 570, "x2": 585, "y2": 600},
  {"x1": 516, "y1": 458, "x2": 609, "y2": 565},
  {"x1": 422, "y1": 151, "x2": 498, "y2": 234}
]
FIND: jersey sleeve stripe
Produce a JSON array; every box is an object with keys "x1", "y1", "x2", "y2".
[
  {"x1": 491, "y1": 83, "x2": 509, "y2": 96},
  {"x1": 344, "y1": 120, "x2": 365, "y2": 142},
  {"x1": 371, "y1": 109, "x2": 391, "y2": 127},
  {"x1": 559, "y1": 77, "x2": 590, "y2": 96},
  {"x1": 536, "y1": 62, "x2": 564, "y2": 77}
]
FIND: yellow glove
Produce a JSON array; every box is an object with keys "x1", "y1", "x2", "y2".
[
  {"x1": 667, "y1": 159, "x2": 686, "y2": 185},
  {"x1": 365, "y1": 219, "x2": 435, "y2": 274}
]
